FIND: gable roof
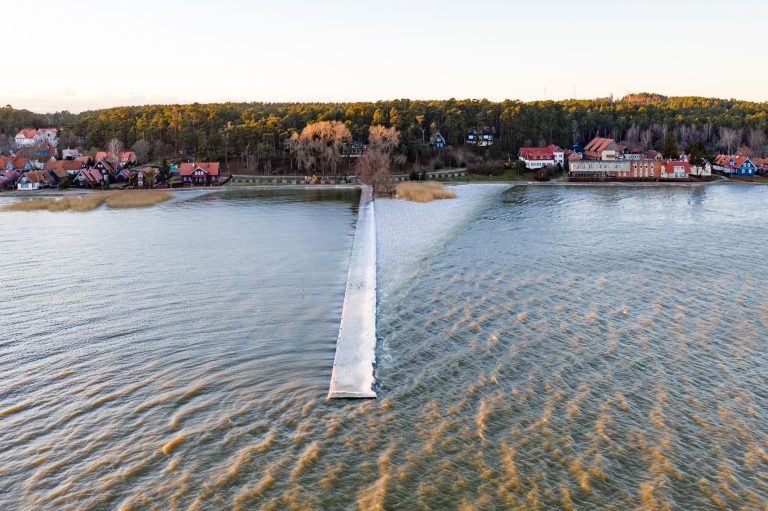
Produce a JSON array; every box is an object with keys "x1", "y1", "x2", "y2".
[
  {"x1": 19, "y1": 170, "x2": 53, "y2": 185},
  {"x1": 45, "y1": 160, "x2": 83, "y2": 178},
  {"x1": 16, "y1": 128, "x2": 37, "y2": 139},
  {"x1": 179, "y1": 162, "x2": 220, "y2": 177},
  {"x1": 520, "y1": 147, "x2": 556, "y2": 159},
  {"x1": 715, "y1": 154, "x2": 754, "y2": 169},
  {"x1": 584, "y1": 137, "x2": 616, "y2": 153}
]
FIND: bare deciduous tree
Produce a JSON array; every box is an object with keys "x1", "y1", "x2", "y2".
[
  {"x1": 286, "y1": 121, "x2": 352, "y2": 175},
  {"x1": 747, "y1": 129, "x2": 766, "y2": 156},
  {"x1": 356, "y1": 147, "x2": 392, "y2": 195},
  {"x1": 368, "y1": 125, "x2": 400, "y2": 153},
  {"x1": 355, "y1": 125, "x2": 401, "y2": 195},
  {"x1": 718, "y1": 127, "x2": 742, "y2": 154},
  {"x1": 107, "y1": 138, "x2": 123, "y2": 167},
  {"x1": 132, "y1": 139, "x2": 151, "y2": 164}
]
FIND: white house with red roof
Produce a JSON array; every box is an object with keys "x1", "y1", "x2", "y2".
[
  {"x1": 518, "y1": 145, "x2": 565, "y2": 169},
  {"x1": 14, "y1": 128, "x2": 58, "y2": 148},
  {"x1": 180, "y1": 162, "x2": 220, "y2": 186},
  {"x1": 14, "y1": 129, "x2": 38, "y2": 148},
  {"x1": 660, "y1": 161, "x2": 691, "y2": 179}
]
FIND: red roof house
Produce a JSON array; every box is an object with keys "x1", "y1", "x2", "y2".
[{"x1": 179, "y1": 162, "x2": 220, "y2": 186}]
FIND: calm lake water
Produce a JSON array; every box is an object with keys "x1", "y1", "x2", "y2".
[{"x1": 1, "y1": 184, "x2": 767, "y2": 510}]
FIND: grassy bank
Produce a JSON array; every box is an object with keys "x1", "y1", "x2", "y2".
[
  {"x1": 434, "y1": 168, "x2": 539, "y2": 182},
  {"x1": 395, "y1": 182, "x2": 457, "y2": 202},
  {"x1": 3, "y1": 191, "x2": 174, "y2": 212}
]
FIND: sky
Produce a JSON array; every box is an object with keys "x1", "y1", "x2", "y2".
[{"x1": 4, "y1": 0, "x2": 767, "y2": 113}]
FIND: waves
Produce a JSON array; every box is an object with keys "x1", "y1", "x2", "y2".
[{"x1": 2, "y1": 185, "x2": 768, "y2": 509}]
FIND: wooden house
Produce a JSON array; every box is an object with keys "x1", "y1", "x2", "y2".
[
  {"x1": 179, "y1": 162, "x2": 220, "y2": 186},
  {"x1": 430, "y1": 131, "x2": 446, "y2": 149}
]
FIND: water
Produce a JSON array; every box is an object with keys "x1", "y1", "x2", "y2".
[{"x1": 2, "y1": 184, "x2": 767, "y2": 510}]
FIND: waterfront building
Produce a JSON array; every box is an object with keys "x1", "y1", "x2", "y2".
[
  {"x1": 180, "y1": 162, "x2": 220, "y2": 186},
  {"x1": 16, "y1": 170, "x2": 53, "y2": 190},
  {"x1": 72, "y1": 167, "x2": 105, "y2": 187},
  {"x1": 519, "y1": 145, "x2": 564, "y2": 169},
  {"x1": 712, "y1": 155, "x2": 757, "y2": 176},
  {"x1": 45, "y1": 160, "x2": 85, "y2": 184},
  {"x1": 570, "y1": 159, "x2": 630, "y2": 178},
  {"x1": 661, "y1": 161, "x2": 691, "y2": 179}
]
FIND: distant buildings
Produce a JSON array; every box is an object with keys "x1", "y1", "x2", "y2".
[
  {"x1": 466, "y1": 128, "x2": 494, "y2": 147},
  {"x1": 712, "y1": 155, "x2": 757, "y2": 176},
  {"x1": 430, "y1": 131, "x2": 446, "y2": 149},
  {"x1": 584, "y1": 138, "x2": 619, "y2": 160},
  {"x1": 14, "y1": 128, "x2": 58, "y2": 148},
  {"x1": 518, "y1": 145, "x2": 564, "y2": 169}
]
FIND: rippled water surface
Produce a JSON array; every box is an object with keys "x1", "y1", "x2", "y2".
[{"x1": 2, "y1": 184, "x2": 767, "y2": 510}]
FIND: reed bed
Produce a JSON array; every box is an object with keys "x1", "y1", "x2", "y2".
[
  {"x1": 3, "y1": 190, "x2": 174, "y2": 212},
  {"x1": 104, "y1": 191, "x2": 173, "y2": 209},
  {"x1": 395, "y1": 181, "x2": 457, "y2": 203}
]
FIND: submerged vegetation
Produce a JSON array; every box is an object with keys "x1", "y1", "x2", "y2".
[
  {"x1": 3, "y1": 191, "x2": 173, "y2": 212},
  {"x1": 395, "y1": 182, "x2": 457, "y2": 203}
]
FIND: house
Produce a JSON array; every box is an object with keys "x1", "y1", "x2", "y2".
[
  {"x1": 689, "y1": 160, "x2": 712, "y2": 177},
  {"x1": 661, "y1": 161, "x2": 691, "y2": 179},
  {"x1": 466, "y1": 128, "x2": 494, "y2": 147},
  {"x1": 95, "y1": 150, "x2": 136, "y2": 169},
  {"x1": 16, "y1": 170, "x2": 53, "y2": 190},
  {"x1": 584, "y1": 138, "x2": 619, "y2": 160},
  {"x1": 62, "y1": 148, "x2": 81, "y2": 160},
  {"x1": 45, "y1": 160, "x2": 84, "y2": 184},
  {"x1": 644, "y1": 150, "x2": 663, "y2": 161},
  {"x1": 10, "y1": 158, "x2": 34, "y2": 172},
  {"x1": 36, "y1": 128, "x2": 58, "y2": 147},
  {"x1": 119, "y1": 151, "x2": 137, "y2": 166},
  {"x1": 129, "y1": 167, "x2": 160, "y2": 188},
  {"x1": 519, "y1": 145, "x2": 565, "y2": 169},
  {"x1": 179, "y1": 162, "x2": 220, "y2": 186},
  {"x1": 625, "y1": 160, "x2": 663, "y2": 179},
  {"x1": 570, "y1": 160, "x2": 630, "y2": 178},
  {"x1": 0, "y1": 171, "x2": 20, "y2": 189},
  {"x1": 15, "y1": 129, "x2": 38, "y2": 148},
  {"x1": 93, "y1": 159, "x2": 115, "y2": 177},
  {"x1": 72, "y1": 167, "x2": 104, "y2": 188},
  {"x1": 713, "y1": 155, "x2": 757, "y2": 176},
  {"x1": 623, "y1": 148, "x2": 644, "y2": 161},
  {"x1": 430, "y1": 131, "x2": 446, "y2": 149}
]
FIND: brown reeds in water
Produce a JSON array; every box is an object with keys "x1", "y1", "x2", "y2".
[
  {"x1": 395, "y1": 181, "x2": 457, "y2": 202},
  {"x1": 3, "y1": 190, "x2": 173, "y2": 212}
]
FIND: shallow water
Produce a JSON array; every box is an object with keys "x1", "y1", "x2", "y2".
[{"x1": 2, "y1": 184, "x2": 767, "y2": 510}]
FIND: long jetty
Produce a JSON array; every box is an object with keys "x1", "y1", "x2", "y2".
[{"x1": 328, "y1": 185, "x2": 377, "y2": 399}]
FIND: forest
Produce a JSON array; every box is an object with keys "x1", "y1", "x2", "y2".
[{"x1": 1, "y1": 93, "x2": 766, "y2": 173}]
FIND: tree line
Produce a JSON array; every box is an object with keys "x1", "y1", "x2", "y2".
[{"x1": 1, "y1": 93, "x2": 766, "y2": 172}]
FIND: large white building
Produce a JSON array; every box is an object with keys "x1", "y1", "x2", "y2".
[
  {"x1": 14, "y1": 128, "x2": 58, "y2": 148},
  {"x1": 518, "y1": 145, "x2": 564, "y2": 169}
]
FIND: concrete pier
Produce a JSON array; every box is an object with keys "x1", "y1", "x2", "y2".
[{"x1": 328, "y1": 186, "x2": 377, "y2": 399}]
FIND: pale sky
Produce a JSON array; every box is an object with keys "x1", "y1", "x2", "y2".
[{"x1": 5, "y1": 0, "x2": 767, "y2": 112}]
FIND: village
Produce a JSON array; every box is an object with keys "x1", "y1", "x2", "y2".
[
  {"x1": 1, "y1": 126, "x2": 767, "y2": 192},
  {"x1": 0, "y1": 128, "x2": 225, "y2": 191},
  {"x1": 517, "y1": 136, "x2": 766, "y2": 181}
]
